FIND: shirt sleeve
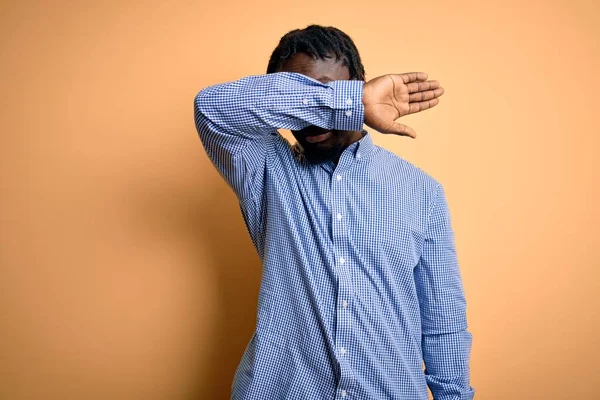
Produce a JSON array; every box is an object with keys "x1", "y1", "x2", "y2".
[
  {"x1": 193, "y1": 72, "x2": 364, "y2": 201},
  {"x1": 414, "y1": 183, "x2": 475, "y2": 400}
]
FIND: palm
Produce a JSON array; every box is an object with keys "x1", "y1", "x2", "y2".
[
  {"x1": 363, "y1": 72, "x2": 444, "y2": 138},
  {"x1": 366, "y1": 75, "x2": 411, "y2": 120}
]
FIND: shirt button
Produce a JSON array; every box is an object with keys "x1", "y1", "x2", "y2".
[
  {"x1": 341, "y1": 389, "x2": 347, "y2": 397},
  {"x1": 356, "y1": 152, "x2": 361, "y2": 159},
  {"x1": 346, "y1": 98, "x2": 352, "y2": 106},
  {"x1": 336, "y1": 213, "x2": 342, "y2": 221},
  {"x1": 342, "y1": 300, "x2": 348, "y2": 308},
  {"x1": 302, "y1": 98, "x2": 309, "y2": 105},
  {"x1": 340, "y1": 347, "x2": 346, "y2": 356},
  {"x1": 336, "y1": 174, "x2": 342, "y2": 181},
  {"x1": 339, "y1": 257, "x2": 345, "y2": 265},
  {"x1": 345, "y1": 110, "x2": 352, "y2": 117}
]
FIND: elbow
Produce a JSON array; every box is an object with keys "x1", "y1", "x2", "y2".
[
  {"x1": 194, "y1": 84, "x2": 219, "y2": 117},
  {"x1": 193, "y1": 90, "x2": 207, "y2": 119},
  {"x1": 193, "y1": 91, "x2": 211, "y2": 138}
]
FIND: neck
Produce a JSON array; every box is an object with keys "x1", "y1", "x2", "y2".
[{"x1": 333, "y1": 130, "x2": 364, "y2": 164}]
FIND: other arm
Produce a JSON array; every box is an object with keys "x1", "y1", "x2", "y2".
[{"x1": 415, "y1": 183, "x2": 475, "y2": 400}]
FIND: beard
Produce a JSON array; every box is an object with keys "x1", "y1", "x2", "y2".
[{"x1": 292, "y1": 127, "x2": 346, "y2": 164}]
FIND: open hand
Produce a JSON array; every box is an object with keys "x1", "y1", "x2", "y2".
[{"x1": 362, "y1": 72, "x2": 444, "y2": 138}]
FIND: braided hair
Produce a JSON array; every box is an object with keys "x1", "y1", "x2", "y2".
[{"x1": 266, "y1": 25, "x2": 365, "y2": 81}]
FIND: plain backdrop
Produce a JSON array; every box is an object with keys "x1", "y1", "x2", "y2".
[{"x1": 1, "y1": 1, "x2": 599, "y2": 399}]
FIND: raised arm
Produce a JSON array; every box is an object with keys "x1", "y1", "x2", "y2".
[
  {"x1": 194, "y1": 70, "x2": 445, "y2": 200},
  {"x1": 414, "y1": 183, "x2": 475, "y2": 400},
  {"x1": 193, "y1": 72, "x2": 364, "y2": 200}
]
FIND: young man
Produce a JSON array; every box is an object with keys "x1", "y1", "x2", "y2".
[{"x1": 194, "y1": 25, "x2": 475, "y2": 400}]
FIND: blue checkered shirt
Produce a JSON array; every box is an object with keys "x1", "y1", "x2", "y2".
[{"x1": 194, "y1": 72, "x2": 475, "y2": 400}]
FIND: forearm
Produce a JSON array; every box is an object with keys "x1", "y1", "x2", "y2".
[
  {"x1": 422, "y1": 329, "x2": 475, "y2": 400},
  {"x1": 194, "y1": 71, "x2": 364, "y2": 144}
]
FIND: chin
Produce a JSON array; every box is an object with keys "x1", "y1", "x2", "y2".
[{"x1": 304, "y1": 144, "x2": 344, "y2": 164}]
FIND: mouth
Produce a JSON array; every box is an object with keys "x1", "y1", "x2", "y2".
[{"x1": 304, "y1": 131, "x2": 333, "y2": 143}]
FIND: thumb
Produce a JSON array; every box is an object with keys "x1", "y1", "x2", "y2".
[{"x1": 384, "y1": 122, "x2": 417, "y2": 139}]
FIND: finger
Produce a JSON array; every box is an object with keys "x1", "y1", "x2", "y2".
[
  {"x1": 398, "y1": 72, "x2": 428, "y2": 84},
  {"x1": 407, "y1": 98, "x2": 440, "y2": 114},
  {"x1": 409, "y1": 87, "x2": 444, "y2": 102},
  {"x1": 382, "y1": 122, "x2": 416, "y2": 138},
  {"x1": 406, "y1": 80, "x2": 440, "y2": 93}
]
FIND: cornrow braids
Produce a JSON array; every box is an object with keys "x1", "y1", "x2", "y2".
[{"x1": 267, "y1": 25, "x2": 366, "y2": 81}]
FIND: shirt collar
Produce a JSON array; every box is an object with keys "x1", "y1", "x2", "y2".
[{"x1": 351, "y1": 129, "x2": 375, "y2": 159}]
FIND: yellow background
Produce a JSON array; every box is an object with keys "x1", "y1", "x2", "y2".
[{"x1": 1, "y1": 1, "x2": 599, "y2": 399}]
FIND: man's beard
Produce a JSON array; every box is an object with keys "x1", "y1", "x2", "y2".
[
  {"x1": 293, "y1": 128, "x2": 345, "y2": 164},
  {"x1": 301, "y1": 142, "x2": 344, "y2": 164}
]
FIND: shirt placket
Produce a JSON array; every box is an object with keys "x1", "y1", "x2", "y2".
[{"x1": 331, "y1": 163, "x2": 355, "y2": 399}]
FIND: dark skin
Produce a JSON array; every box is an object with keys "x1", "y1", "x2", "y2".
[{"x1": 278, "y1": 53, "x2": 445, "y2": 164}]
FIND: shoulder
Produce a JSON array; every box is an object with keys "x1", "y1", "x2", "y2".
[
  {"x1": 372, "y1": 146, "x2": 441, "y2": 190},
  {"x1": 370, "y1": 146, "x2": 445, "y2": 219}
]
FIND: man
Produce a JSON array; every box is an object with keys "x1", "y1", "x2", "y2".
[{"x1": 194, "y1": 25, "x2": 475, "y2": 400}]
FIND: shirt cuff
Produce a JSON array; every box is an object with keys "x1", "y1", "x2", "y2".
[{"x1": 327, "y1": 80, "x2": 364, "y2": 131}]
